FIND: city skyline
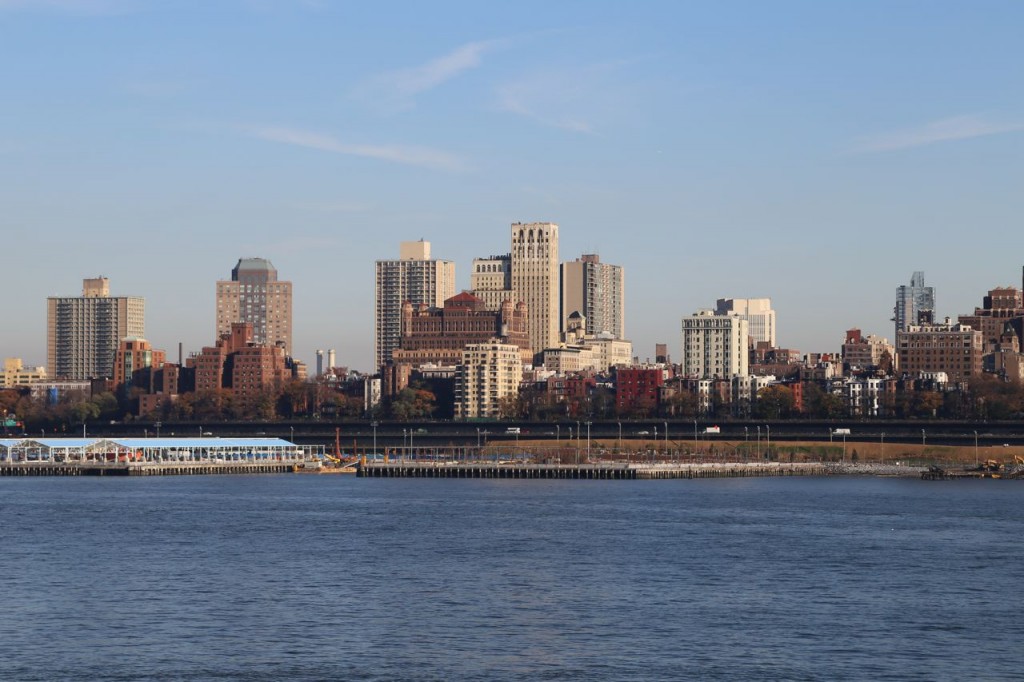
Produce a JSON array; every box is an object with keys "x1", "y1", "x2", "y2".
[{"x1": 2, "y1": 1, "x2": 1023, "y2": 370}]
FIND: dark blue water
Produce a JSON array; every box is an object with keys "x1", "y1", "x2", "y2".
[{"x1": 1, "y1": 475, "x2": 1022, "y2": 681}]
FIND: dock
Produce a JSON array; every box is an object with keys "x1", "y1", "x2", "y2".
[
  {"x1": 0, "y1": 461, "x2": 301, "y2": 476},
  {"x1": 358, "y1": 461, "x2": 829, "y2": 479}
]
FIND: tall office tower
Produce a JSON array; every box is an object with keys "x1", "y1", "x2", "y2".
[
  {"x1": 561, "y1": 254, "x2": 625, "y2": 339},
  {"x1": 316, "y1": 350, "x2": 324, "y2": 377},
  {"x1": 47, "y1": 277, "x2": 145, "y2": 380},
  {"x1": 681, "y1": 309, "x2": 749, "y2": 379},
  {"x1": 714, "y1": 298, "x2": 775, "y2": 347},
  {"x1": 510, "y1": 222, "x2": 559, "y2": 354},
  {"x1": 470, "y1": 254, "x2": 513, "y2": 311},
  {"x1": 894, "y1": 271, "x2": 935, "y2": 338},
  {"x1": 216, "y1": 258, "x2": 293, "y2": 355},
  {"x1": 375, "y1": 240, "x2": 456, "y2": 369}
]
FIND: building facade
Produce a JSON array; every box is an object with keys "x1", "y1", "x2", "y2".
[
  {"x1": 470, "y1": 254, "x2": 513, "y2": 311},
  {"x1": 191, "y1": 322, "x2": 292, "y2": 402},
  {"x1": 561, "y1": 254, "x2": 625, "y2": 340},
  {"x1": 682, "y1": 310, "x2": 749, "y2": 379},
  {"x1": 454, "y1": 341, "x2": 523, "y2": 419},
  {"x1": 957, "y1": 286, "x2": 1024, "y2": 353},
  {"x1": 715, "y1": 298, "x2": 775, "y2": 347},
  {"x1": 894, "y1": 271, "x2": 935, "y2": 338},
  {"x1": 112, "y1": 338, "x2": 166, "y2": 393},
  {"x1": 615, "y1": 366, "x2": 665, "y2": 415},
  {"x1": 375, "y1": 240, "x2": 456, "y2": 369},
  {"x1": 896, "y1": 322, "x2": 983, "y2": 384},
  {"x1": 47, "y1": 277, "x2": 145, "y2": 381},
  {"x1": 0, "y1": 358, "x2": 47, "y2": 388},
  {"x1": 511, "y1": 222, "x2": 559, "y2": 355},
  {"x1": 841, "y1": 328, "x2": 895, "y2": 370},
  {"x1": 216, "y1": 258, "x2": 293, "y2": 355},
  {"x1": 391, "y1": 293, "x2": 530, "y2": 368}
]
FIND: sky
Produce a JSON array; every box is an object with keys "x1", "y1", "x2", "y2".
[{"x1": 2, "y1": 0, "x2": 1023, "y2": 372}]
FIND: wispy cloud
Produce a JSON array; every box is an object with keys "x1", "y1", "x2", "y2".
[
  {"x1": 356, "y1": 39, "x2": 503, "y2": 112},
  {"x1": 244, "y1": 125, "x2": 469, "y2": 172},
  {"x1": 496, "y1": 60, "x2": 638, "y2": 134},
  {"x1": 498, "y1": 74, "x2": 595, "y2": 134},
  {"x1": 853, "y1": 115, "x2": 1024, "y2": 153}
]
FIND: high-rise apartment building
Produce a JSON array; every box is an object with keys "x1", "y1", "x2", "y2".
[
  {"x1": 681, "y1": 310, "x2": 749, "y2": 379},
  {"x1": 894, "y1": 271, "x2": 935, "y2": 338},
  {"x1": 454, "y1": 341, "x2": 523, "y2": 419},
  {"x1": 216, "y1": 258, "x2": 293, "y2": 355},
  {"x1": 561, "y1": 254, "x2": 625, "y2": 340},
  {"x1": 715, "y1": 298, "x2": 775, "y2": 347},
  {"x1": 511, "y1": 222, "x2": 559, "y2": 354},
  {"x1": 47, "y1": 277, "x2": 145, "y2": 381},
  {"x1": 375, "y1": 240, "x2": 456, "y2": 369}
]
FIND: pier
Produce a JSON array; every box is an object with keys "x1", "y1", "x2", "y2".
[
  {"x1": 0, "y1": 461, "x2": 301, "y2": 476},
  {"x1": 358, "y1": 461, "x2": 829, "y2": 479}
]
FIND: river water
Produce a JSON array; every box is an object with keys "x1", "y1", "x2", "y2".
[{"x1": 1, "y1": 475, "x2": 1022, "y2": 681}]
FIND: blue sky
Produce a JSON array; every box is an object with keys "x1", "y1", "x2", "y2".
[{"x1": 2, "y1": 0, "x2": 1023, "y2": 371}]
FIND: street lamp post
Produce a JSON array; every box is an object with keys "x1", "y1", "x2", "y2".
[
  {"x1": 880, "y1": 432, "x2": 885, "y2": 461},
  {"x1": 576, "y1": 422, "x2": 581, "y2": 465},
  {"x1": 921, "y1": 429, "x2": 926, "y2": 449},
  {"x1": 586, "y1": 421, "x2": 592, "y2": 462},
  {"x1": 766, "y1": 425, "x2": 771, "y2": 460},
  {"x1": 556, "y1": 424, "x2": 560, "y2": 443},
  {"x1": 757, "y1": 426, "x2": 761, "y2": 459},
  {"x1": 290, "y1": 425, "x2": 294, "y2": 443},
  {"x1": 617, "y1": 422, "x2": 622, "y2": 455},
  {"x1": 155, "y1": 421, "x2": 161, "y2": 438},
  {"x1": 842, "y1": 432, "x2": 847, "y2": 462},
  {"x1": 653, "y1": 426, "x2": 658, "y2": 463},
  {"x1": 974, "y1": 430, "x2": 979, "y2": 466},
  {"x1": 694, "y1": 419, "x2": 698, "y2": 454},
  {"x1": 372, "y1": 421, "x2": 378, "y2": 457}
]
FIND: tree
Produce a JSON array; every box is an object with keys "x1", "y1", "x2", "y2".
[
  {"x1": 803, "y1": 383, "x2": 845, "y2": 419},
  {"x1": 754, "y1": 385, "x2": 795, "y2": 420},
  {"x1": 911, "y1": 391, "x2": 943, "y2": 418},
  {"x1": 388, "y1": 387, "x2": 436, "y2": 420}
]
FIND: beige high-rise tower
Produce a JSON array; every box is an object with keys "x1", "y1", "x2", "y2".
[
  {"x1": 511, "y1": 222, "x2": 559, "y2": 355},
  {"x1": 375, "y1": 240, "x2": 456, "y2": 369},
  {"x1": 561, "y1": 254, "x2": 625, "y2": 339},
  {"x1": 47, "y1": 277, "x2": 145, "y2": 380},
  {"x1": 216, "y1": 258, "x2": 293, "y2": 355}
]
